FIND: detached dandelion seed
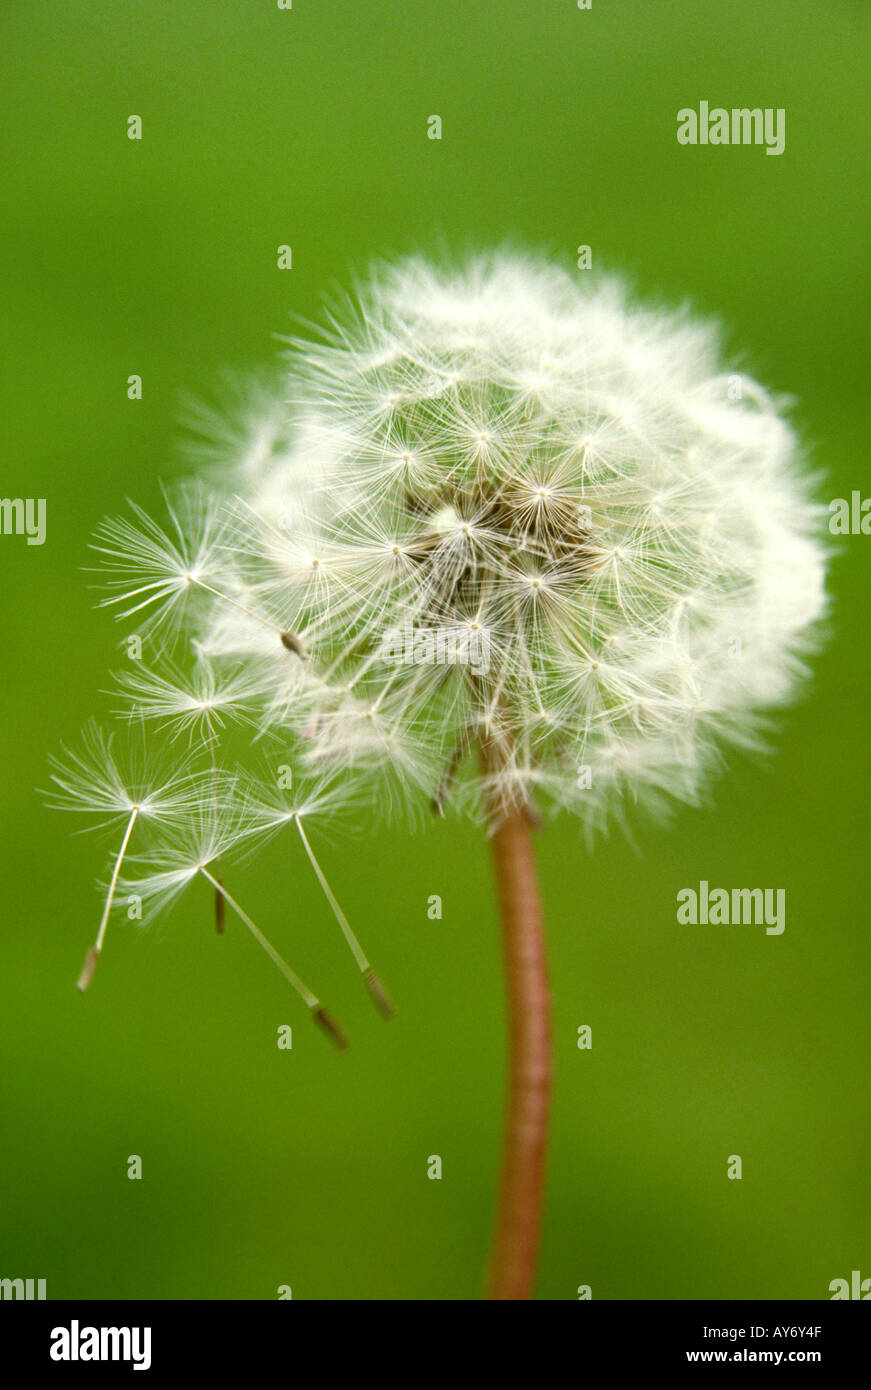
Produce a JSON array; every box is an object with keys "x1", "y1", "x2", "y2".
[
  {"x1": 45, "y1": 723, "x2": 203, "y2": 988},
  {"x1": 111, "y1": 658, "x2": 267, "y2": 932},
  {"x1": 237, "y1": 773, "x2": 395, "y2": 1017},
  {"x1": 294, "y1": 817, "x2": 395, "y2": 1019}
]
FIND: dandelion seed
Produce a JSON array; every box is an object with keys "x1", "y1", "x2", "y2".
[
  {"x1": 295, "y1": 818, "x2": 394, "y2": 1019},
  {"x1": 45, "y1": 723, "x2": 203, "y2": 988},
  {"x1": 238, "y1": 774, "x2": 394, "y2": 1018},
  {"x1": 91, "y1": 486, "x2": 226, "y2": 644},
  {"x1": 279, "y1": 630, "x2": 308, "y2": 659},
  {"x1": 111, "y1": 660, "x2": 265, "y2": 742},
  {"x1": 111, "y1": 659, "x2": 267, "y2": 931},
  {"x1": 93, "y1": 486, "x2": 292, "y2": 655}
]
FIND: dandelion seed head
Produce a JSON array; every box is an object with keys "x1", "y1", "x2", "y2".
[{"x1": 86, "y1": 254, "x2": 827, "y2": 832}]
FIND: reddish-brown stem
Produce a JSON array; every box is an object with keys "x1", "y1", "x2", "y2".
[{"x1": 484, "y1": 798, "x2": 552, "y2": 1300}]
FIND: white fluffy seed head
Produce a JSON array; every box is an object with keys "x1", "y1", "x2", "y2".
[{"x1": 102, "y1": 255, "x2": 829, "y2": 832}]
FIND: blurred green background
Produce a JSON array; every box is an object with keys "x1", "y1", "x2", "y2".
[{"x1": 1, "y1": 0, "x2": 868, "y2": 1300}]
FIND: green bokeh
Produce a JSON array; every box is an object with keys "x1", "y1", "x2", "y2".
[{"x1": 1, "y1": 0, "x2": 868, "y2": 1300}]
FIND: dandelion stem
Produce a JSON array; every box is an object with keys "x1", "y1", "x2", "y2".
[
  {"x1": 78, "y1": 807, "x2": 138, "y2": 990},
  {"x1": 294, "y1": 819, "x2": 395, "y2": 1019},
  {"x1": 482, "y1": 757, "x2": 552, "y2": 1300}
]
